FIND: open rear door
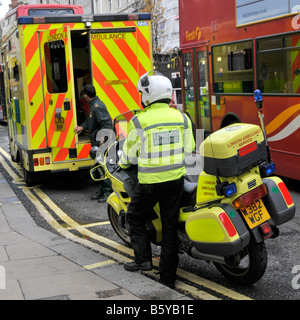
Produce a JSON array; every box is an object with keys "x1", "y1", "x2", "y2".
[
  {"x1": 90, "y1": 27, "x2": 142, "y2": 119},
  {"x1": 38, "y1": 27, "x2": 77, "y2": 149}
]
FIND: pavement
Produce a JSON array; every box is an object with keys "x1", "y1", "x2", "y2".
[{"x1": 0, "y1": 172, "x2": 191, "y2": 301}]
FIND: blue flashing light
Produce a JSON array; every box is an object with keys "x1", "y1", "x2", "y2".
[
  {"x1": 263, "y1": 162, "x2": 276, "y2": 176},
  {"x1": 139, "y1": 13, "x2": 151, "y2": 20},
  {"x1": 224, "y1": 183, "x2": 237, "y2": 198},
  {"x1": 18, "y1": 17, "x2": 33, "y2": 24},
  {"x1": 254, "y1": 89, "x2": 263, "y2": 102}
]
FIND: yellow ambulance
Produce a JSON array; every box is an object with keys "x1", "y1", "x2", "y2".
[{"x1": 0, "y1": 4, "x2": 152, "y2": 185}]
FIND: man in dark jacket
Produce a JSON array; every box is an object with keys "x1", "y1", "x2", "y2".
[{"x1": 74, "y1": 84, "x2": 112, "y2": 202}]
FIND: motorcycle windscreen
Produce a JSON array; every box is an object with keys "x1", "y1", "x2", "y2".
[
  {"x1": 90, "y1": 27, "x2": 144, "y2": 120},
  {"x1": 38, "y1": 27, "x2": 77, "y2": 149}
]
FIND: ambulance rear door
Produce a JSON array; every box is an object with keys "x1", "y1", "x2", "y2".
[
  {"x1": 38, "y1": 27, "x2": 77, "y2": 150},
  {"x1": 90, "y1": 27, "x2": 142, "y2": 120}
]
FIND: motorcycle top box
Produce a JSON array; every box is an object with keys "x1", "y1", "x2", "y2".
[{"x1": 200, "y1": 123, "x2": 268, "y2": 177}]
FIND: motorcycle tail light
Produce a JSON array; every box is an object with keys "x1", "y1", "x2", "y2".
[
  {"x1": 232, "y1": 184, "x2": 267, "y2": 209},
  {"x1": 259, "y1": 222, "x2": 272, "y2": 240}
]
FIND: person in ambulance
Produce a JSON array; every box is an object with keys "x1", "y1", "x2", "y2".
[{"x1": 74, "y1": 84, "x2": 113, "y2": 202}]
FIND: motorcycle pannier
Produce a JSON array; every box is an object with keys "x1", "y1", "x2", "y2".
[{"x1": 200, "y1": 124, "x2": 267, "y2": 177}]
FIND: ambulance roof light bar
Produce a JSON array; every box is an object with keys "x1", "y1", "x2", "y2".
[{"x1": 18, "y1": 13, "x2": 151, "y2": 25}]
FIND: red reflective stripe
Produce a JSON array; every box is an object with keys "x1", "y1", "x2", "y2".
[
  {"x1": 219, "y1": 212, "x2": 237, "y2": 237},
  {"x1": 31, "y1": 102, "x2": 44, "y2": 138},
  {"x1": 138, "y1": 60, "x2": 147, "y2": 76},
  {"x1": 25, "y1": 35, "x2": 38, "y2": 66},
  {"x1": 92, "y1": 40, "x2": 138, "y2": 99},
  {"x1": 278, "y1": 182, "x2": 293, "y2": 206},
  {"x1": 136, "y1": 28, "x2": 150, "y2": 59},
  {"x1": 239, "y1": 141, "x2": 257, "y2": 157},
  {"x1": 54, "y1": 148, "x2": 69, "y2": 162},
  {"x1": 92, "y1": 62, "x2": 131, "y2": 114},
  {"x1": 39, "y1": 137, "x2": 47, "y2": 149},
  {"x1": 77, "y1": 144, "x2": 92, "y2": 159},
  {"x1": 28, "y1": 68, "x2": 42, "y2": 102}
]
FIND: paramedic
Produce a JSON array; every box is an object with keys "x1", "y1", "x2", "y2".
[
  {"x1": 74, "y1": 84, "x2": 113, "y2": 202},
  {"x1": 119, "y1": 71, "x2": 195, "y2": 288}
]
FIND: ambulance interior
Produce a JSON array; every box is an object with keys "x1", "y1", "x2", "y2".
[{"x1": 70, "y1": 30, "x2": 92, "y2": 143}]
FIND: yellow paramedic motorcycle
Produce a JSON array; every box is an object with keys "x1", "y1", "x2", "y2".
[{"x1": 90, "y1": 90, "x2": 295, "y2": 285}]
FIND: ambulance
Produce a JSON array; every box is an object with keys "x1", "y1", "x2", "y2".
[{"x1": 0, "y1": 4, "x2": 152, "y2": 185}]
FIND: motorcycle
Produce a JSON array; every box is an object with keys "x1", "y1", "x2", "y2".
[{"x1": 90, "y1": 90, "x2": 295, "y2": 285}]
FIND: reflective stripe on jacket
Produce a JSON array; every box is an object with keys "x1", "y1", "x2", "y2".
[{"x1": 120, "y1": 103, "x2": 195, "y2": 184}]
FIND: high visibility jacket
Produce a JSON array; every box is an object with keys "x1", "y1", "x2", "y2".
[{"x1": 120, "y1": 103, "x2": 195, "y2": 184}]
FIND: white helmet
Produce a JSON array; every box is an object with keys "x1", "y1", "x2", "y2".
[{"x1": 137, "y1": 71, "x2": 173, "y2": 107}]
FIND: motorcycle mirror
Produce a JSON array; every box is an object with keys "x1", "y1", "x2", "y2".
[{"x1": 90, "y1": 164, "x2": 106, "y2": 181}]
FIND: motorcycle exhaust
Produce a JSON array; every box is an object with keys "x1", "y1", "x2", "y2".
[{"x1": 190, "y1": 247, "x2": 226, "y2": 265}]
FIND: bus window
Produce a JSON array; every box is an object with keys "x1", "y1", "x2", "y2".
[
  {"x1": 212, "y1": 40, "x2": 253, "y2": 94},
  {"x1": 44, "y1": 40, "x2": 68, "y2": 94},
  {"x1": 257, "y1": 34, "x2": 300, "y2": 94},
  {"x1": 197, "y1": 50, "x2": 211, "y2": 132},
  {"x1": 28, "y1": 9, "x2": 75, "y2": 16},
  {"x1": 183, "y1": 52, "x2": 195, "y2": 124}
]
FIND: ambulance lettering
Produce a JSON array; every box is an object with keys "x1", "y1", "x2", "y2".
[
  {"x1": 47, "y1": 32, "x2": 67, "y2": 42},
  {"x1": 91, "y1": 33, "x2": 126, "y2": 41}
]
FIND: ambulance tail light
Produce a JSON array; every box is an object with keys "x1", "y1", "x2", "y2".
[
  {"x1": 232, "y1": 184, "x2": 267, "y2": 209},
  {"x1": 34, "y1": 158, "x2": 39, "y2": 166},
  {"x1": 33, "y1": 157, "x2": 51, "y2": 166}
]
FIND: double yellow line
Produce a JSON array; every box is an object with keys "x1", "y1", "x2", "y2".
[{"x1": 0, "y1": 146, "x2": 252, "y2": 300}]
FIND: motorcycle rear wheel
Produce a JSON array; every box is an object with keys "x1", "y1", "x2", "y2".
[
  {"x1": 107, "y1": 205, "x2": 131, "y2": 246},
  {"x1": 213, "y1": 242, "x2": 267, "y2": 285}
]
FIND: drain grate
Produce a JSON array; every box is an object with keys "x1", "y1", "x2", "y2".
[
  {"x1": 96, "y1": 288, "x2": 122, "y2": 299},
  {"x1": 36, "y1": 294, "x2": 70, "y2": 300}
]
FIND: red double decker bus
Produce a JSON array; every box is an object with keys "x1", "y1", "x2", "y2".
[{"x1": 178, "y1": 0, "x2": 300, "y2": 180}]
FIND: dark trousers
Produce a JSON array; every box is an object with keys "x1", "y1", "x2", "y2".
[{"x1": 126, "y1": 177, "x2": 184, "y2": 283}]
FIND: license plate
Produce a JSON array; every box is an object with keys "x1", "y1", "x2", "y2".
[
  {"x1": 240, "y1": 199, "x2": 270, "y2": 229},
  {"x1": 55, "y1": 117, "x2": 65, "y2": 132}
]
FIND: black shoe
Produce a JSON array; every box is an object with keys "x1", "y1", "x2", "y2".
[
  {"x1": 160, "y1": 279, "x2": 175, "y2": 289},
  {"x1": 97, "y1": 196, "x2": 108, "y2": 203},
  {"x1": 124, "y1": 261, "x2": 152, "y2": 272},
  {"x1": 91, "y1": 192, "x2": 103, "y2": 200}
]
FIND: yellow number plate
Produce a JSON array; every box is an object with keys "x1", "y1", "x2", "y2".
[
  {"x1": 55, "y1": 117, "x2": 65, "y2": 132},
  {"x1": 240, "y1": 199, "x2": 270, "y2": 229}
]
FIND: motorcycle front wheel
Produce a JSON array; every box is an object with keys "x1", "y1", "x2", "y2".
[
  {"x1": 107, "y1": 205, "x2": 131, "y2": 246},
  {"x1": 213, "y1": 242, "x2": 267, "y2": 285}
]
